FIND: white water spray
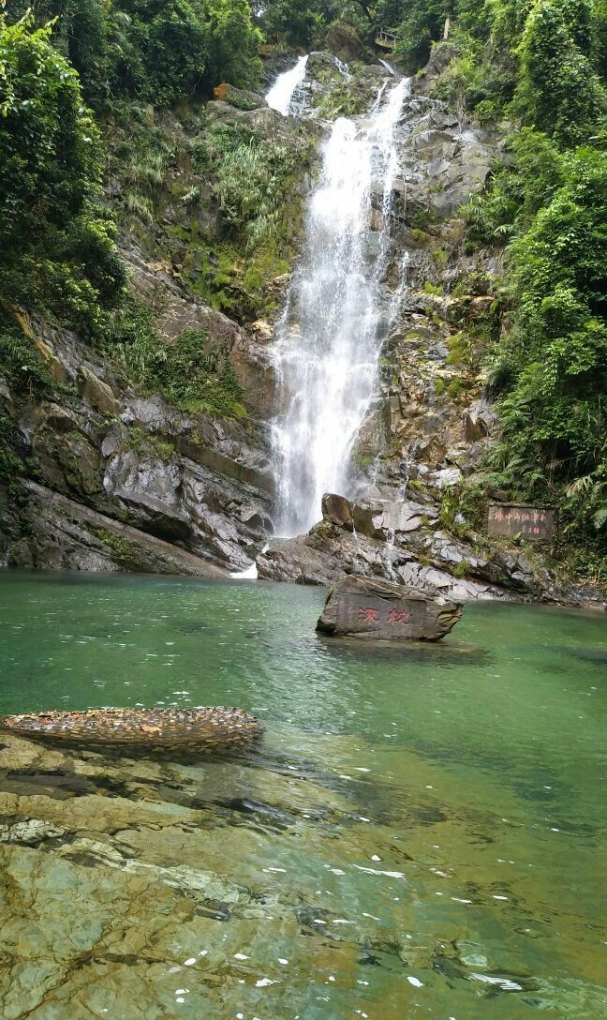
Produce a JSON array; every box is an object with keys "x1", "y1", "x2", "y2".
[
  {"x1": 266, "y1": 55, "x2": 309, "y2": 116},
  {"x1": 270, "y1": 77, "x2": 410, "y2": 537},
  {"x1": 229, "y1": 543, "x2": 270, "y2": 579},
  {"x1": 334, "y1": 56, "x2": 352, "y2": 79},
  {"x1": 379, "y1": 58, "x2": 396, "y2": 76},
  {"x1": 230, "y1": 561, "x2": 259, "y2": 579}
]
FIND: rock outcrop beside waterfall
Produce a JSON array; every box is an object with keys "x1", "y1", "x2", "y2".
[
  {"x1": 0, "y1": 75, "x2": 310, "y2": 575},
  {"x1": 0, "y1": 292, "x2": 274, "y2": 574},
  {"x1": 257, "y1": 492, "x2": 540, "y2": 600}
]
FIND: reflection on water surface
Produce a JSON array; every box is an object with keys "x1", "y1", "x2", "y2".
[{"x1": 0, "y1": 572, "x2": 606, "y2": 1019}]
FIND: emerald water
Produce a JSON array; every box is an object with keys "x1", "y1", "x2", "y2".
[{"x1": 0, "y1": 572, "x2": 606, "y2": 1019}]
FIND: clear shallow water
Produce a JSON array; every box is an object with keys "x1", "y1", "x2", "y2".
[{"x1": 0, "y1": 572, "x2": 606, "y2": 1019}]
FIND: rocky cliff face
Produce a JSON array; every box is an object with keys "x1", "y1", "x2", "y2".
[
  {"x1": 0, "y1": 309, "x2": 272, "y2": 576},
  {"x1": 0, "y1": 53, "x2": 600, "y2": 604},
  {"x1": 257, "y1": 57, "x2": 561, "y2": 600},
  {"x1": 0, "y1": 78, "x2": 312, "y2": 576}
]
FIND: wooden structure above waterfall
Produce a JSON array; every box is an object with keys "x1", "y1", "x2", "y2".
[{"x1": 375, "y1": 27, "x2": 397, "y2": 49}]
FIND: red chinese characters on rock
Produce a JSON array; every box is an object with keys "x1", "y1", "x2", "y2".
[
  {"x1": 357, "y1": 606, "x2": 412, "y2": 624},
  {"x1": 488, "y1": 504, "x2": 554, "y2": 540},
  {"x1": 358, "y1": 607, "x2": 379, "y2": 622},
  {"x1": 387, "y1": 608, "x2": 411, "y2": 624}
]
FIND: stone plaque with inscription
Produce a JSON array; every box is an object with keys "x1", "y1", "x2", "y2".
[
  {"x1": 488, "y1": 504, "x2": 555, "y2": 541},
  {"x1": 316, "y1": 576, "x2": 462, "y2": 642}
]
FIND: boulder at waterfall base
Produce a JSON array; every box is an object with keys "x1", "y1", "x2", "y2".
[{"x1": 316, "y1": 576, "x2": 462, "y2": 641}]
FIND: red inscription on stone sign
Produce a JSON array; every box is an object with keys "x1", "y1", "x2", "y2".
[
  {"x1": 358, "y1": 607, "x2": 379, "y2": 622},
  {"x1": 387, "y1": 608, "x2": 411, "y2": 623},
  {"x1": 488, "y1": 503, "x2": 555, "y2": 540}
]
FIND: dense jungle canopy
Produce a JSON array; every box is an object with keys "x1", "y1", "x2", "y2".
[{"x1": 1, "y1": 0, "x2": 606, "y2": 577}]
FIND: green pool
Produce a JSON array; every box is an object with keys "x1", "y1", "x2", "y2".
[{"x1": 0, "y1": 572, "x2": 605, "y2": 1019}]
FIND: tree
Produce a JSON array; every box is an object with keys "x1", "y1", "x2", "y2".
[
  {"x1": 0, "y1": 11, "x2": 124, "y2": 334},
  {"x1": 206, "y1": 0, "x2": 262, "y2": 89},
  {"x1": 516, "y1": 0, "x2": 607, "y2": 146},
  {"x1": 493, "y1": 149, "x2": 607, "y2": 508},
  {"x1": 5, "y1": 0, "x2": 263, "y2": 107}
]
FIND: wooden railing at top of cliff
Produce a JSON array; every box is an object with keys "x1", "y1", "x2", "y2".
[
  {"x1": 374, "y1": 18, "x2": 451, "y2": 50},
  {"x1": 375, "y1": 26, "x2": 397, "y2": 49}
]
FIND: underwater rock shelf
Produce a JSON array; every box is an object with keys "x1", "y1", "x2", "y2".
[{"x1": 0, "y1": 707, "x2": 264, "y2": 754}]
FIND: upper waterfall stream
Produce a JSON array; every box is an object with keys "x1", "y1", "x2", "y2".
[
  {"x1": 268, "y1": 74, "x2": 410, "y2": 537},
  {"x1": 265, "y1": 54, "x2": 309, "y2": 115}
]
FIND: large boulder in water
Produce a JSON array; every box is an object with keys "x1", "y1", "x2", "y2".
[
  {"x1": 0, "y1": 707, "x2": 264, "y2": 755},
  {"x1": 316, "y1": 575, "x2": 462, "y2": 641}
]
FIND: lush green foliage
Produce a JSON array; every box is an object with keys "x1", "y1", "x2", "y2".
[
  {"x1": 438, "y1": 0, "x2": 607, "y2": 557},
  {"x1": 0, "y1": 414, "x2": 24, "y2": 495},
  {"x1": 516, "y1": 0, "x2": 607, "y2": 145},
  {"x1": 104, "y1": 105, "x2": 308, "y2": 320},
  {"x1": 0, "y1": 12, "x2": 125, "y2": 336},
  {"x1": 0, "y1": 322, "x2": 56, "y2": 396},
  {"x1": 109, "y1": 297, "x2": 246, "y2": 418},
  {"x1": 258, "y1": 0, "x2": 328, "y2": 48},
  {"x1": 480, "y1": 149, "x2": 607, "y2": 528},
  {"x1": 197, "y1": 121, "x2": 304, "y2": 249},
  {"x1": 0, "y1": 314, "x2": 57, "y2": 493},
  {"x1": 8, "y1": 0, "x2": 262, "y2": 108}
]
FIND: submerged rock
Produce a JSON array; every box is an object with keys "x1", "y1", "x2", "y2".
[
  {"x1": 0, "y1": 707, "x2": 264, "y2": 755},
  {"x1": 316, "y1": 575, "x2": 462, "y2": 641}
]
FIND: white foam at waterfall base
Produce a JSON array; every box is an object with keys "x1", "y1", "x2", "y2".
[
  {"x1": 270, "y1": 77, "x2": 410, "y2": 537},
  {"x1": 230, "y1": 562, "x2": 259, "y2": 580},
  {"x1": 265, "y1": 55, "x2": 309, "y2": 116},
  {"x1": 229, "y1": 544, "x2": 269, "y2": 579}
]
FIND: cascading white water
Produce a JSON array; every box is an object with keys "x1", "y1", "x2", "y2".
[
  {"x1": 270, "y1": 77, "x2": 410, "y2": 537},
  {"x1": 265, "y1": 55, "x2": 309, "y2": 116},
  {"x1": 379, "y1": 58, "x2": 396, "y2": 76}
]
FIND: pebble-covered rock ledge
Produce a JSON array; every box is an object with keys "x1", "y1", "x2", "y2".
[{"x1": 0, "y1": 707, "x2": 264, "y2": 754}]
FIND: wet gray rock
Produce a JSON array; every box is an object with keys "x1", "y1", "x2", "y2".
[
  {"x1": 257, "y1": 537, "x2": 341, "y2": 586},
  {"x1": 396, "y1": 560, "x2": 497, "y2": 601},
  {"x1": 464, "y1": 399, "x2": 497, "y2": 442},
  {"x1": 321, "y1": 493, "x2": 354, "y2": 530},
  {"x1": 14, "y1": 480, "x2": 227, "y2": 576},
  {"x1": 257, "y1": 501, "x2": 531, "y2": 601},
  {"x1": 78, "y1": 365, "x2": 120, "y2": 417},
  {"x1": 217, "y1": 84, "x2": 265, "y2": 111},
  {"x1": 352, "y1": 497, "x2": 431, "y2": 539},
  {"x1": 0, "y1": 302, "x2": 277, "y2": 574},
  {"x1": 306, "y1": 51, "x2": 345, "y2": 84},
  {"x1": 320, "y1": 493, "x2": 435, "y2": 541},
  {"x1": 316, "y1": 575, "x2": 462, "y2": 641}
]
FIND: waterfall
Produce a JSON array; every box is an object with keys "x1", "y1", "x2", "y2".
[
  {"x1": 379, "y1": 58, "x2": 396, "y2": 76},
  {"x1": 266, "y1": 55, "x2": 309, "y2": 116},
  {"x1": 270, "y1": 77, "x2": 410, "y2": 537}
]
